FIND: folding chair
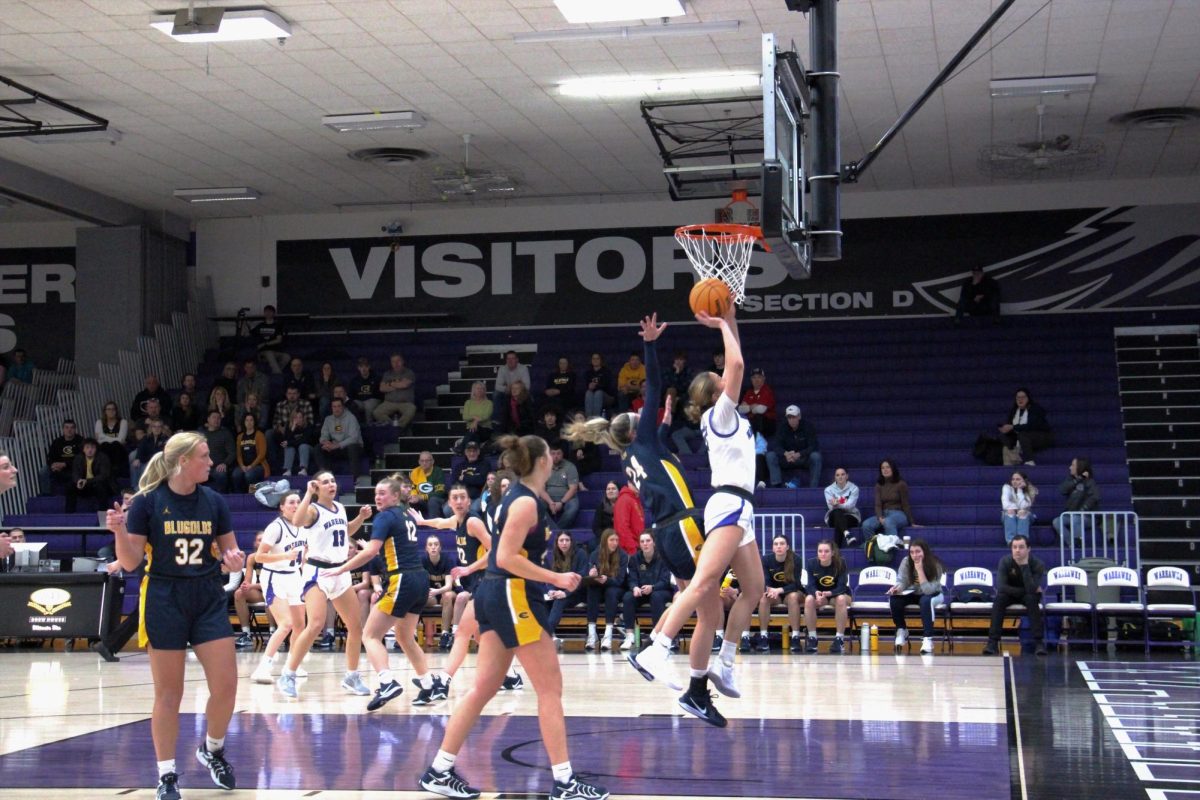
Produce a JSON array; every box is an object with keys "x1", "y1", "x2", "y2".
[
  {"x1": 849, "y1": 566, "x2": 896, "y2": 652},
  {"x1": 1044, "y1": 566, "x2": 1094, "y2": 652},
  {"x1": 1095, "y1": 566, "x2": 1146, "y2": 652},
  {"x1": 1144, "y1": 566, "x2": 1196, "y2": 651},
  {"x1": 947, "y1": 566, "x2": 998, "y2": 652}
]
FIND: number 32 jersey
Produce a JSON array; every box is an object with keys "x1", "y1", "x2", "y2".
[{"x1": 126, "y1": 484, "x2": 233, "y2": 579}]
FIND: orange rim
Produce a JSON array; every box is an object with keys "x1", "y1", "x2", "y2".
[{"x1": 675, "y1": 223, "x2": 769, "y2": 251}]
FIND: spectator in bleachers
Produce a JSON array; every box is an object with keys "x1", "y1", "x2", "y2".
[
  {"x1": 372, "y1": 352, "x2": 416, "y2": 431},
  {"x1": 130, "y1": 374, "x2": 172, "y2": 422},
  {"x1": 565, "y1": 410, "x2": 600, "y2": 477},
  {"x1": 953, "y1": 266, "x2": 1001, "y2": 325},
  {"x1": 94, "y1": 401, "x2": 129, "y2": 479},
  {"x1": 7, "y1": 348, "x2": 33, "y2": 384},
  {"x1": 739, "y1": 367, "x2": 777, "y2": 437},
  {"x1": 281, "y1": 408, "x2": 315, "y2": 476},
  {"x1": 497, "y1": 380, "x2": 535, "y2": 436},
  {"x1": 824, "y1": 467, "x2": 862, "y2": 548},
  {"x1": 316, "y1": 397, "x2": 364, "y2": 479},
  {"x1": 315, "y1": 361, "x2": 338, "y2": 419},
  {"x1": 410, "y1": 451, "x2": 448, "y2": 518},
  {"x1": 422, "y1": 535, "x2": 457, "y2": 651},
  {"x1": 534, "y1": 407, "x2": 563, "y2": 446},
  {"x1": 236, "y1": 358, "x2": 269, "y2": 410},
  {"x1": 213, "y1": 361, "x2": 238, "y2": 403},
  {"x1": 270, "y1": 385, "x2": 314, "y2": 468},
  {"x1": 133, "y1": 397, "x2": 169, "y2": 443},
  {"x1": 757, "y1": 535, "x2": 803, "y2": 653},
  {"x1": 233, "y1": 413, "x2": 269, "y2": 492},
  {"x1": 1052, "y1": 457, "x2": 1101, "y2": 541},
  {"x1": 180, "y1": 372, "x2": 199, "y2": 399},
  {"x1": 545, "y1": 530, "x2": 589, "y2": 647},
  {"x1": 982, "y1": 535, "x2": 1047, "y2": 656},
  {"x1": 460, "y1": 381, "x2": 493, "y2": 449},
  {"x1": 41, "y1": 419, "x2": 82, "y2": 496},
  {"x1": 284, "y1": 357, "x2": 317, "y2": 407},
  {"x1": 202, "y1": 410, "x2": 236, "y2": 493},
  {"x1": 0, "y1": 527, "x2": 21, "y2": 568},
  {"x1": 1002, "y1": 471, "x2": 1038, "y2": 544},
  {"x1": 252, "y1": 304, "x2": 289, "y2": 374},
  {"x1": 671, "y1": 401, "x2": 706, "y2": 455},
  {"x1": 542, "y1": 356, "x2": 577, "y2": 414},
  {"x1": 662, "y1": 350, "x2": 691, "y2": 419},
  {"x1": 707, "y1": 348, "x2": 725, "y2": 376},
  {"x1": 585, "y1": 529, "x2": 629, "y2": 651},
  {"x1": 613, "y1": 479, "x2": 644, "y2": 555},
  {"x1": 235, "y1": 391, "x2": 268, "y2": 432},
  {"x1": 543, "y1": 441, "x2": 580, "y2": 529},
  {"x1": 616, "y1": 351, "x2": 646, "y2": 413},
  {"x1": 66, "y1": 439, "x2": 116, "y2": 513},
  {"x1": 208, "y1": 385, "x2": 235, "y2": 431},
  {"x1": 592, "y1": 480, "x2": 619, "y2": 549},
  {"x1": 170, "y1": 391, "x2": 201, "y2": 432},
  {"x1": 348, "y1": 357, "x2": 381, "y2": 422},
  {"x1": 766, "y1": 405, "x2": 823, "y2": 489},
  {"x1": 803, "y1": 540, "x2": 850, "y2": 654},
  {"x1": 997, "y1": 388, "x2": 1053, "y2": 466},
  {"x1": 860, "y1": 459, "x2": 913, "y2": 543},
  {"x1": 621, "y1": 530, "x2": 673, "y2": 651},
  {"x1": 583, "y1": 352, "x2": 615, "y2": 419},
  {"x1": 491, "y1": 350, "x2": 531, "y2": 423},
  {"x1": 130, "y1": 417, "x2": 169, "y2": 487},
  {"x1": 452, "y1": 442, "x2": 489, "y2": 501},
  {"x1": 887, "y1": 538, "x2": 946, "y2": 654}
]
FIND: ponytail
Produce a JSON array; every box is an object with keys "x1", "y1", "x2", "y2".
[
  {"x1": 688, "y1": 371, "x2": 720, "y2": 413},
  {"x1": 563, "y1": 414, "x2": 636, "y2": 453},
  {"x1": 496, "y1": 434, "x2": 548, "y2": 477},
  {"x1": 137, "y1": 431, "x2": 207, "y2": 496}
]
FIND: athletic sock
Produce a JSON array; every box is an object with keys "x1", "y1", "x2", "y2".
[
  {"x1": 432, "y1": 749, "x2": 457, "y2": 773},
  {"x1": 438, "y1": 670, "x2": 452, "y2": 683},
  {"x1": 719, "y1": 639, "x2": 738, "y2": 664},
  {"x1": 378, "y1": 669, "x2": 393, "y2": 684},
  {"x1": 324, "y1": 628, "x2": 334, "y2": 636},
  {"x1": 205, "y1": 735, "x2": 224, "y2": 753},
  {"x1": 419, "y1": 673, "x2": 433, "y2": 690},
  {"x1": 716, "y1": 629, "x2": 725, "y2": 639},
  {"x1": 587, "y1": 622, "x2": 597, "y2": 637},
  {"x1": 158, "y1": 759, "x2": 176, "y2": 779},
  {"x1": 282, "y1": 667, "x2": 296, "y2": 677},
  {"x1": 506, "y1": 668, "x2": 519, "y2": 680},
  {"x1": 240, "y1": 625, "x2": 250, "y2": 634},
  {"x1": 551, "y1": 761, "x2": 573, "y2": 784},
  {"x1": 452, "y1": 624, "x2": 459, "y2": 634},
  {"x1": 651, "y1": 632, "x2": 672, "y2": 651}
]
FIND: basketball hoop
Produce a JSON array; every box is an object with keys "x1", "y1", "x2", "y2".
[{"x1": 675, "y1": 222, "x2": 766, "y2": 307}]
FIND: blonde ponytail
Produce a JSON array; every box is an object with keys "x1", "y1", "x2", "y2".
[
  {"x1": 137, "y1": 431, "x2": 207, "y2": 496},
  {"x1": 564, "y1": 414, "x2": 636, "y2": 452}
]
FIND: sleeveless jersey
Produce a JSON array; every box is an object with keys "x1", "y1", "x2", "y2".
[
  {"x1": 701, "y1": 393, "x2": 756, "y2": 493},
  {"x1": 486, "y1": 482, "x2": 551, "y2": 578},
  {"x1": 372, "y1": 506, "x2": 420, "y2": 572},
  {"x1": 303, "y1": 500, "x2": 349, "y2": 563},
  {"x1": 260, "y1": 516, "x2": 305, "y2": 574},
  {"x1": 625, "y1": 337, "x2": 696, "y2": 520},
  {"x1": 456, "y1": 515, "x2": 484, "y2": 569},
  {"x1": 126, "y1": 483, "x2": 232, "y2": 579}
]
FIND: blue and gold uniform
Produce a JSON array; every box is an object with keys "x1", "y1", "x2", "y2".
[
  {"x1": 455, "y1": 515, "x2": 486, "y2": 595},
  {"x1": 125, "y1": 483, "x2": 233, "y2": 649},
  {"x1": 475, "y1": 482, "x2": 552, "y2": 648},
  {"x1": 624, "y1": 337, "x2": 703, "y2": 579},
  {"x1": 373, "y1": 505, "x2": 429, "y2": 618}
]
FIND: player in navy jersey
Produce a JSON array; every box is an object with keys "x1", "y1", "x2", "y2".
[
  {"x1": 105, "y1": 432, "x2": 245, "y2": 800},
  {"x1": 419, "y1": 435, "x2": 607, "y2": 800}
]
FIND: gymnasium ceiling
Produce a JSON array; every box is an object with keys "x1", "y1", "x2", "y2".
[{"x1": 0, "y1": 0, "x2": 1198, "y2": 222}]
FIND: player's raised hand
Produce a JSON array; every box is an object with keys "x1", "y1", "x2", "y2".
[
  {"x1": 307, "y1": 479, "x2": 320, "y2": 496},
  {"x1": 639, "y1": 313, "x2": 667, "y2": 342},
  {"x1": 357, "y1": 504, "x2": 374, "y2": 521},
  {"x1": 105, "y1": 502, "x2": 127, "y2": 536}
]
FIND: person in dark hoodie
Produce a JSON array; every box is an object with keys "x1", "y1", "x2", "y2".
[
  {"x1": 544, "y1": 530, "x2": 590, "y2": 647},
  {"x1": 621, "y1": 531, "x2": 673, "y2": 651},
  {"x1": 584, "y1": 529, "x2": 629, "y2": 652},
  {"x1": 997, "y1": 388, "x2": 1053, "y2": 466}
]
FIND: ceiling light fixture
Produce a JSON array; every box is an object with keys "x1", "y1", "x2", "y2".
[
  {"x1": 560, "y1": 72, "x2": 759, "y2": 98},
  {"x1": 989, "y1": 74, "x2": 1096, "y2": 98},
  {"x1": 151, "y1": 8, "x2": 292, "y2": 43},
  {"x1": 322, "y1": 110, "x2": 427, "y2": 132},
  {"x1": 553, "y1": 0, "x2": 685, "y2": 24},
  {"x1": 173, "y1": 187, "x2": 260, "y2": 203},
  {"x1": 515, "y1": 19, "x2": 739, "y2": 44}
]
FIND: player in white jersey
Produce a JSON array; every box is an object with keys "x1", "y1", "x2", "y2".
[
  {"x1": 632, "y1": 303, "x2": 764, "y2": 707},
  {"x1": 276, "y1": 471, "x2": 372, "y2": 699},
  {"x1": 247, "y1": 490, "x2": 314, "y2": 684}
]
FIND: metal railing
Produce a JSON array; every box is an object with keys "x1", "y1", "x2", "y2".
[
  {"x1": 1058, "y1": 510, "x2": 1140, "y2": 571},
  {"x1": 755, "y1": 512, "x2": 805, "y2": 557}
]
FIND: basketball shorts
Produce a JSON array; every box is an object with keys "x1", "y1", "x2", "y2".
[
  {"x1": 459, "y1": 571, "x2": 481, "y2": 596},
  {"x1": 313, "y1": 566, "x2": 352, "y2": 600},
  {"x1": 704, "y1": 491, "x2": 756, "y2": 548},
  {"x1": 377, "y1": 569, "x2": 429, "y2": 618},
  {"x1": 263, "y1": 568, "x2": 305, "y2": 607},
  {"x1": 655, "y1": 514, "x2": 705, "y2": 581},
  {"x1": 474, "y1": 575, "x2": 550, "y2": 648},
  {"x1": 139, "y1": 574, "x2": 232, "y2": 650}
]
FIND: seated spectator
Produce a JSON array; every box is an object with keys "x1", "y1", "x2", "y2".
[
  {"x1": 281, "y1": 408, "x2": 316, "y2": 476},
  {"x1": 208, "y1": 385, "x2": 235, "y2": 431},
  {"x1": 542, "y1": 442, "x2": 580, "y2": 529},
  {"x1": 270, "y1": 385, "x2": 315, "y2": 468},
  {"x1": 213, "y1": 361, "x2": 238, "y2": 403},
  {"x1": 422, "y1": 535, "x2": 457, "y2": 650},
  {"x1": 756, "y1": 535, "x2": 803, "y2": 653},
  {"x1": 372, "y1": 352, "x2": 417, "y2": 431},
  {"x1": 170, "y1": 391, "x2": 202, "y2": 432},
  {"x1": 592, "y1": 480, "x2": 619, "y2": 548},
  {"x1": 460, "y1": 381, "x2": 493, "y2": 449},
  {"x1": 585, "y1": 529, "x2": 628, "y2": 651},
  {"x1": 410, "y1": 451, "x2": 448, "y2": 518},
  {"x1": 583, "y1": 352, "x2": 615, "y2": 419},
  {"x1": 133, "y1": 397, "x2": 170, "y2": 443},
  {"x1": 861, "y1": 459, "x2": 913, "y2": 542},
  {"x1": 497, "y1": 380, "x2": 535, "y2": 436},
  {"x1": 469, "y1": 469, "x2": 504, "y2": 521},
  {"x1": 252, "y1": 304, "x2": 289, "y2": 374},
  {"x1": 315, "y1": 361, "x2": 338, "y2": 419},
  {"x1": 130, "y1": 374, "x2": 173, "y2": 422},
  {"x1": 452, "y1": 442, "x2": 489, "y2": 501},
  {"x1": 41, "y1": 419, "x2": 82, "y2": 496},
  {"x1": 998, "y1": 388, "x2": 1053, "y2": 466},
  {"x1": 621, "y1": 530, "x2": 672, "y2": 651},
  {"x1": 708, "y1": 349, "x2": 725, "y2": 376},
  {"x1": 803, "y1": 539, "x2": 850, "y2": 653},
  {"x1": 1052, "y1": 457, "x2": 1101, "y2": 540},
  {"x1": 0, "y1": 528, "x2": 24, "y2": 569},
  {"x1": 491, "y1": 350, "x2": 531, "y2": 423},
  {"x1": 982, "y1": 535, "x2": 1046, "y2": 656},
  {"x1": 542, "y1": 356, "x2": 577, "y2": 414},
  {"x1": 202, "y1": 410, "x2": 236, "y2": 492},
  {"x1": 94, "y1": 401, "x2": 129, "y2": 479},
  {"x1": 887, "y1": 539, "x2": 946, "y2": 654},
  {"x1": 565, "y1": 410, "x2": 601, "y2": 477},
  {"x1": 233, "y1": 413, "x2": 269, "y2": 492},
  {"x1": 66, "y1": 438, "x2": 116, "y2": 513},
  {"x1": 616, "y1": 351, "x2": 646, "y2": 413},
  {"x1": 824, "y1": 467, "x2": 862, "y2": 548},
  {"x1": 767, "y1": 405, "x2": 822, "y2": 488},
  {"x1": 8, "y1": 348, "x2": 33, "y2": 384},
  {"x1": 236, "y1": 391, "x2": 269, "y2": 432},
  {"x1": 661, "y1": 350, "x2": 691, "y2": 419},
  {"x1": 180, "y1": 372, "x2": 199, "y2": 400},
  {"x1": 739, "y1": 367, "x2": 777, "y2": 437},
  {"x1": 534, "y1": 407, "x2": 562, "y2": 446},
  {"x1": 316, "y1": 397, "x2": 364, "y2": 479},
  {"x1": 132, "y1": 417, "x2": 169, "y2": 487},
  {"x1": 545, "y1": 531, "x2": 589, "y2": 646},
  {"x1": 348, "y1": 357, "x2": 381, "y2": 422},
  {"x1": 1002, "y1": 471, "x2": 1038, "y2": 544},
  {"x1": 671, "y1": 401, "x2": 706, "y2": 456},
  {"x1": 284, "y1": 357, "x2": 317, "y2": 407},
  {"x1": 954, "y1": 266, "x2": 1001, "y2": 324},
  {"x1": 613, "y1": 479, "x2": 644, "y2": 555},
  {"x1": 236, "y1": 358, "x2": 270, "y2": 410},
  {"x1": 233, "y1": 532, "x2": 266, "y2": 648}
]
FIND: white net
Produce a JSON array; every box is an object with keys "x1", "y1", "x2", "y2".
[{"x1": 675, "y1": 224, "x2": 758, "y2": 305}]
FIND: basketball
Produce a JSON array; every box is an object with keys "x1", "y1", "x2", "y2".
[{"x1": 689, "y1": 277, "x2": 732, "y2": 317}]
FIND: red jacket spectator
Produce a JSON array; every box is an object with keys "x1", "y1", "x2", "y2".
[
  {"x1": 740, "y1": 367, "x2": 777, "y2": 436},
  {"x1": 613, "y1": 484, "x2": 645, "y2": 555}
]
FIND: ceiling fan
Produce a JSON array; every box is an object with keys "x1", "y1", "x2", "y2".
[
  {"x1": 428, "y1": 134, "x2": 520, "y2": 199},
  {"x1": 978, "y1": 103, "x2": 1104, "y2": 179}
]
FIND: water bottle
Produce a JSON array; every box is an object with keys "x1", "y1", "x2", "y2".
[
  {"x1": 860, "y1": 623, "x2": 870, "y2": 651},
  {"x1": 869, "y1": 624, "x2": 879, "y2": 652}
]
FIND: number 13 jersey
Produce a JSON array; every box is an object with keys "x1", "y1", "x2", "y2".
[{"x1": 303, "y1": 500, "x2": 350, "y2": 564}]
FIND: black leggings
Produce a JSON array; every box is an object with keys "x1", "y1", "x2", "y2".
[
  {"x1": 587, "y1": 583, "x2": 623, "y2": 625},
  {"x1": 827, "y1": 508, "x2": 860, "y2": 548},
  {"x1": 547, "y1": 588, "x2": 586, "y2": 633}
]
